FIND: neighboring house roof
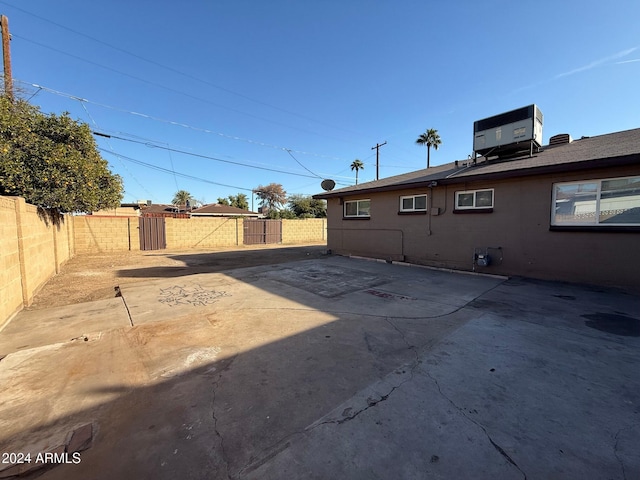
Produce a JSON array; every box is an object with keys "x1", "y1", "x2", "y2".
[
  {"x1": 314, "y1": 128, "x2": 640, "y2": 199},
  {"x1": 190, "y1": 204, "x2": 260, "y2": 217},
  {"x1": 141, "y1": 204, "x2": 188, "y2": 215}
]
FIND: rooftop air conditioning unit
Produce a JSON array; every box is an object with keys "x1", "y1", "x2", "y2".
[{"x1": 473, "y1": 104, "x2": 543, "y2": 158}]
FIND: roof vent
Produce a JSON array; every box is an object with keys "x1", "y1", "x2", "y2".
[{"x1": 548, "y1": 133, "x2": 573, "y2": 147}]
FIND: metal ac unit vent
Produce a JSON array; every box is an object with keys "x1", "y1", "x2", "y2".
[{"x1": 473, "y1": 104, "x2": 543, "y2": 159}]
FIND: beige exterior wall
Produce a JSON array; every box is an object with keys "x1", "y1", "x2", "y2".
[
  {"x1": 326, "y1": 164, "x2": 640, "y2": 291},
  {"x1": 282, "y1": 218, "x2": 326, "y2": 244},
  {"x1": 166, "y1": 217, "x2": 242, "y2": 248},
  {"x1": 0, "y1": 196, "x2": 75, "y2": 328},
  {"x1": 73, "y1": 216, "x2": 138, "y2": 253}
]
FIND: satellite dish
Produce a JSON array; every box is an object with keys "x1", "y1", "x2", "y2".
[{"x1": 321, "y1": 179, "x2": 336, "y2": 191}]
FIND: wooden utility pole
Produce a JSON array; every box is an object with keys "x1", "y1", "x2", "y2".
[
  {"x1": 1, "y1": 15, "x2": 12, "y2": 101},
  {"x1": 371, "y1": 141, "x2": 387, "y2": 180}
]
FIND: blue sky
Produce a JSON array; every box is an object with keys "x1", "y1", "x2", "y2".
[{"x1": 2, "y1": 0, "x2": 639, "y2": 208}]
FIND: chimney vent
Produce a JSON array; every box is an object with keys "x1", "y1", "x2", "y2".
[{"x1": 548, "y1": 133, "x2": 573, "y2": 147}]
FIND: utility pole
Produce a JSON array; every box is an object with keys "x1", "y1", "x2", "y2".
[
  {"x1": 371, "y1": 141, "x2": 387, "y2": 180},
  {"x1": 1, "y1": 15, "x2": 13, "y2": 101}
]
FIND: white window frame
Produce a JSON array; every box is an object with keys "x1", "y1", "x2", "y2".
[
  {"x1": 455, "y1": 189, "x2": 494, "y2": 210},
  {"x1": 551, "y1": 176, "x2": 640, "y2": 226},
  {"x1": 399, "y1": 194, "x2": 427, "y2": 212},
  {"x1": 343, "y1": 199, "x2": 371, "y2": 218}
]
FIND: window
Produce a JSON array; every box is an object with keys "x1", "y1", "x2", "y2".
[
  {"x1": 344, "y1": 199, "x2": 370, "y2": 218},
  {"x1": 399, "y1": 194, "x2": 427, "y2": 212},
  {"x1": 552, "y1": 176, "x2": 640, "y2": 226},
  {"x1": 455, "y1": 189, "x2": 494, "y2": 210}
]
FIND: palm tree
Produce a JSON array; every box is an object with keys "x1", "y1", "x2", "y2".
[
  {"x1": 415, "y1": 128, "x2": 442, "y2": 168},
  {"x1": 350, "y1": 159, "x2": 364, "y2": 185},
  {"x1": 172, "y1": 190, "x2": 193, "y2": 210}
]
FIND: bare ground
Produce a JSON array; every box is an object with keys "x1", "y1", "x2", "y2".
[{"x1": 27, "y1": 243, "x2": 328, "y2": 310}]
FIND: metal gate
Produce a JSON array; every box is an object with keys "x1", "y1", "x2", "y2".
[
  {"x1": 243, "y1": 219, "x2": 282, "y2": 245},
  {"x1": 139, "y1": 217, "x2": 166, "y2": 250}
]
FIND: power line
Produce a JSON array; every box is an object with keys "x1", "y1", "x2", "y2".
[
  {"x1": 10, "y1": 32, "x2": 360, "y2": 144},
  {"x1": 11, "y1": 76, "x2": 357, "y2": 181},
  {"x1": 0, "y1": 0, "x2": 366, "y2": 138},
  {"x1": 95, "y1": 132, "x2": 323, "y2": 179},
  {"x1": 14, "y1": 79, "x2": 343, "y2": 161},
  {"x1": 80, "y1": 101, "x2": 157, "y2": 202},
  {"x1": 285, "y1": 149, "x2": 322, "y2": 179},
  {"x1": 98, "y1": 148, "x2": 254, "y2": 192}
]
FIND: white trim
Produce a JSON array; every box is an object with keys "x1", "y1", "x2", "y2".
[
  {"x1": 455, "y1": 188, "x2": 494, "y2": 209},
  {"x1": 344, "y1": 199, "x2": 371, "y2": 217},
  {"x1": 399, "y1": 194, "x2": 428, "y2": 212}
]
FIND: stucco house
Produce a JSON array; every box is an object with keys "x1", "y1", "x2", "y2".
[{"x1": 314, "y1": 127, "x2": 640, "y2": 291}]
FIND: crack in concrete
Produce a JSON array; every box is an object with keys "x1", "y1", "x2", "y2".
[
  {"x1": 612, "y1": 423, "x2": 638, "y2": 480},
  {"x1": 211, "y1": 356, "x2": 237, "y2": 480},
  {"x1": 425, "y1": 370, "x2": 528, "y2": 480},
  {"x1": 211, "y1": 387, "x2": 232, "y2": 480},
  {"x1": 236, "y1": 318, "x2": 424, "y2": 476},
  {"x1": 312, "y1": 318, "x2": 421, "y2": 428}
]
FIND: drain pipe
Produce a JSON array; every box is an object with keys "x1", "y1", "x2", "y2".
[{"x1": 427, "y1": 181, "x2": 438, "y2": 236}]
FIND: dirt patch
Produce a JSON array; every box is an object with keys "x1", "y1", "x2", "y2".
[{"x1": 28, "y1": 243, "x2": 327, "y2": 310}]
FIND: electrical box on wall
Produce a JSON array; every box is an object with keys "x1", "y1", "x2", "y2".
[
  {"x1": 476, "y1": 254, "x2": 491, "y2": 267},
  {"x1": 473, "y1": 247, "x2": 502, "y2": 271}
]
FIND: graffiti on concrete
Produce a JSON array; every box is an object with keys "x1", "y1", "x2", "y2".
[{"x1": 158, "y1": 284, "x2": 231, "y2": 307}]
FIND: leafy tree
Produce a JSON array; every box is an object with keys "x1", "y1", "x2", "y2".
[
  {"x1": 350, "y1": 159, "x2": 364, "y2": 185},
  {"x1": 288, "y1": 194, "x2": 326, "y2": 218},
  {"x1": 254, "y1": 183, "x2": 287, "y2": 212},
  {"x1": 217, "y1": 193, "x2": 249, "y2": 209},
  {"x1": 267, "y1": 208, "x2": 296, "y2": 219},
  {"x1": 0, "y1": 96, "x2": 123, "y2": 213},
  {"x1": 415, "y1": 128, "x2": 442, "y2": 168},
  {"x1": 172, "y1": 189, "x2": 193, "y2": 207},
  {"x1": 229, "y1": 193, "x2": 249, "y2": 210}
]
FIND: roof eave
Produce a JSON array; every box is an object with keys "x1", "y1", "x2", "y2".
[
  {"x1": 440, "y1": 153, "x2": 640, "y2": 184},
  {"x1": 313, "y1": 153, "x2": 640, "y2": 199}
]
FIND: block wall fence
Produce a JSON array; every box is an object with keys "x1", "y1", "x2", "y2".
[
  {"x1": 1, "y1": 196, "x2": 75, "y2": 328},
  {"x1": 1, "y1": 197, "x2": 326, "y2": 327},
  {"x1": 74, "y1": 216, "x2": 327, "y2": 252}
]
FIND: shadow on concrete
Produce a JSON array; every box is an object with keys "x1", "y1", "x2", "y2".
[
  {"x1": 1, "y1": 253, "x2": 495, "y2": 479},
  {"x1": 1, "y1": 254, "x2": 639, "y2": 480},
  {"x1": 117, "y1": 245, "x2": 328, "y2": 278}
]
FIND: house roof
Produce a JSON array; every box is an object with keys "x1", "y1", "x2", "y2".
[
  {"x1": 140, "y1": 204, "x2": 187, "y2": 214},
  {"x1": 190, "y1": 204, "x2": 259, "y2": 216},
  {"x1": 314, "y1": 128, "x2": 640, "y2": 199}
]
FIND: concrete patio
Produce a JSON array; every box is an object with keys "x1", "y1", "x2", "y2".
[{"x1": 0, "y1": 253, "x2": 638, "y2": 479}]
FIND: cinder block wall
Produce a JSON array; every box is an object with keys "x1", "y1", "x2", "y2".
[
  {"x1": 166, "y1": 217, "x2": 242, "y2": 248},
  {"x1": 282, "y1": 218, "x2": 326, "y2": 244},
  {"x1": 0, "y1": 196, "x2": 75, "y2": 328},
  {"x1": 73, "y1": 216, "x2": 138, "y2": 253},
  {"x1": 0, "y1": 197, "x2": 23, "y2": 326},
  {"x1": 1, "y1": 209, "x2": 328, "y2": 326}
]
